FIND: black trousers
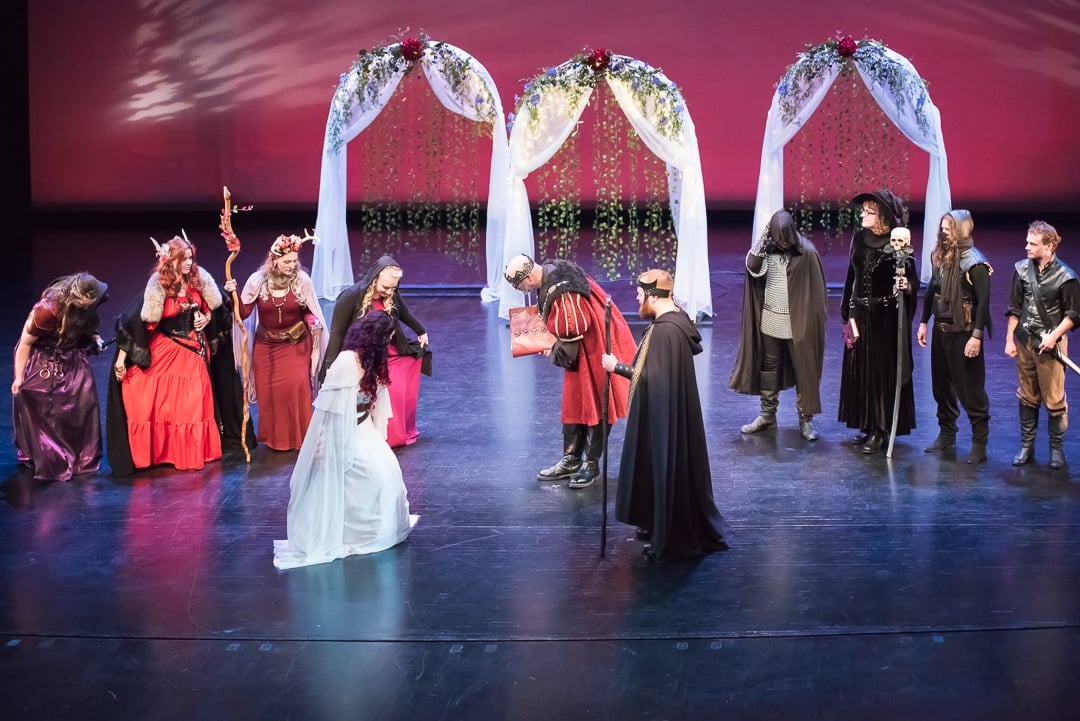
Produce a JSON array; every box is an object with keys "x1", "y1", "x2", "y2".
[{"x1": 930, "y1": 324, "x2": 990, "y2": 439}]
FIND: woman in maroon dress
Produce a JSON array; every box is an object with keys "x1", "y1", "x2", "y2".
[
  {"x1": 223, "y1": 233, "x2": 327, "y2": 451},
  {"x1": 111, "y1": 236, "x2": 223, "y2": 471},
  {"x1": 322, "y1": 255, "x2": 431, "y2": 448},
  {"x1": 12, "y1": 273, "x2": 108, "y2": 481}
]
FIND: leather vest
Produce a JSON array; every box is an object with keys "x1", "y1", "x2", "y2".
[
  {"x1": 932, "y1": 247, "x2": 991, "y2": 325},
  {"x1": 1016, "y1": 257, "x2": 1078, "y2": 332}
]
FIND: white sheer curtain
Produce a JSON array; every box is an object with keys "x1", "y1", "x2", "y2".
[
  {"x1": 313, "y1": 54, "x2": 406, "y2": 300},
  {"x1": 502, "y1": 69, "x2": 595, "y2": 318},
  {"x1": 751, "y1": 65, "x2": 841, "y2": 251},
  {"x1": 751, "y1": 48, "x2": 950, "y2": 282},
  {"x1": 855, "y1": 48, "x2": 950, "y2": 281},
  {"x1": 605, "y1": 66, "x2": 711, "y2": 319},
  {"x1": 313, "y1": 42, "x2": 508, "y2": 300},
  {"x1": 501, "y1": 55, "x2": 711, "y2": 320},
  {"x1": 421, "y1": 47, "x2": 510, "y2": 305}
]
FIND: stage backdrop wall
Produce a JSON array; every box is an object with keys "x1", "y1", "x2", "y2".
[{"x1": 29, "y1": 0, "x2": 1080, "y2": 212}]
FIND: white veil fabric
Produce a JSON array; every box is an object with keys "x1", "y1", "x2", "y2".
[{"x1": 273, "y1": 351, "x2": 417, "y2": 570}]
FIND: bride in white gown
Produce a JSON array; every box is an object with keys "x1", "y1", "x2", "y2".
[{"x1": 274, "y1": 311, "x2": 418, "y2": 570}]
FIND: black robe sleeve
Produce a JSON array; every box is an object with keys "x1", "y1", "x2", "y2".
[{"x1": 321, "y1": 284, "x2": 361, "y2": 383}]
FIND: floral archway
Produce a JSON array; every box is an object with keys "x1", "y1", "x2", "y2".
[
  {"x1": 500, "y1": 49, "x2": 711, "y2": 320},
  {"x1": 752, "y1": 36, "x2": 951, "y2": 281},
  {"x1": 312, "y1": 38, "x2": 509, "y2": 300}
]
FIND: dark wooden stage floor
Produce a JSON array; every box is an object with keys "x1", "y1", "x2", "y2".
[{"x1": 3, "y1": 219, "x2": 1079, "y2": 720}]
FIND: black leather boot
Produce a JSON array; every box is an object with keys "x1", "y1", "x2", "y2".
[
  {"x1": 569, "y1": 424, "x2": 607, "y2": 489},
  {"x1": 861, "y1": 431, "x2": 885, "y2": 454},
  {"x1": 741, "y1": 372, "x2": 779, "y2": 433},
  {"x1": 965, "y1": 442, "x2": 988, "y2": 465},
  {"x1": 1048, "y1": 413, "x2": 1067, "y2": 470},
  {"x1": 965, "y1": 419, "x2": 989, "y2": 464},
  {"x1": 924, "y1": 423, "x2": 956, "y2": 453},
  {"x1": 537, "y1": 424, "x2": 585, "y2": 481},
  {"x1": 1012, "y1": 404, "x2": 1039, "y2": 466}
]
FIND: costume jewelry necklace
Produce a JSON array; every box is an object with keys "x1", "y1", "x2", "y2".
[{"x1": 270, "y1": 288, "x2": 288, "y2": 324}]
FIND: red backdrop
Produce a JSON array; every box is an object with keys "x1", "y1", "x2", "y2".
[{"x1": 29, "y1": 0, "x2": 1080, "y2": 210}]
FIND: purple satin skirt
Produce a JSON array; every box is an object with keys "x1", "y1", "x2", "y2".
[{"x1": 13, "y1": 344, "x2": 102, "y2": 481}]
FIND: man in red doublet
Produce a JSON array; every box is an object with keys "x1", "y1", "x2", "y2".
[{"x1": 504, "y1": 255, "x2": 637, "y2": 488}]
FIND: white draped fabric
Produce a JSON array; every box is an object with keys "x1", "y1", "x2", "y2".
[
  {"x1": 313, "y1": 42, "x2": 509, "y2": 300},
  {"x1": 273, "y1": 353, "x2": 417, "y2": 570},
  {"x1": 503, "y1": 75, "x2": 595, "y2": 317},
  {"x1": 501, "y1": 55, "x2": 712, "y2": 320},
  {"x1": 752, "y1": 46, "x2": 950, "y2": 281}
]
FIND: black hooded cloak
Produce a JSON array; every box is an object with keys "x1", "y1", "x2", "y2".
[
  {"x1": 320, "y1": 254, "x2": 432, "y2": 382},
  {"x1": 728, "y1": 220, "x2": 828, "y2": 414},
  {"x1": 615, "y1": 309, "x2": 729, "y2": 563}
]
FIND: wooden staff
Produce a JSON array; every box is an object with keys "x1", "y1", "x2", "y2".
[
  {"x1": 600, "y1": 296, "x2": 612, "y2": 557},
  {"x1": 220, "y1": 186, "x2": 252, "y2": 463}
]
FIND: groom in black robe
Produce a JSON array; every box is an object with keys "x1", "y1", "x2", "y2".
[{"x1": 602, "y1": 269, "x2": 729, "y2": 564}]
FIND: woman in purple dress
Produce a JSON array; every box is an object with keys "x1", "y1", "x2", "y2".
[{"x1": 12, "y1": 272, "x2": 109, "y2": 481}]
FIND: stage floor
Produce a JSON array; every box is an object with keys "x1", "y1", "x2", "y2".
[{"x1": 2, "y1": 221, "x2": 1079, "y2": 720}]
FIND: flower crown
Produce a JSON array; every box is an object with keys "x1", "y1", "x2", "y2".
[
  {"x1": 271, "y1": 229, "x2": 317, "y2": 257},
  {"x1": 150, "y1": 229, "x2": 190, "y2": 261}
]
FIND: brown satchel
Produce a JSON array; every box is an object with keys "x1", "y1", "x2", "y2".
[
  {"x1": 509, "y1": 305, "x2": 555, "y2": 357},
  {"x1": 284, "y1": 320, "x2": 308, "y2": 344}
]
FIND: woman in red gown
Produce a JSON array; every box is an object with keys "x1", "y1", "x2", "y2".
[
  {"x1": 322, "y1": 255, "x2": 431, "y2": 448},
  {"x1": 223, "y1": 233, "x2": 327, "y2": 451},
  {"x1": 111, "y1": 236, "x2": 223, "y2": 471}
]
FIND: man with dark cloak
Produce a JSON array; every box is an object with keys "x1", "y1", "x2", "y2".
[
  {"x1": 504, "y1": 254, "x2": 637, "y2": 488},
  {"x1": 729, "y1": 210, "x2": 828, "y2": 441},
  {"x1": 602, "y1": 269, "x2": 729, "y2": 563}
]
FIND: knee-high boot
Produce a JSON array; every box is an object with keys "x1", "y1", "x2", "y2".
[
  {"x1": 1048, "y1": 413, "x2": 1068, "y2": 470},
  {"x1": 1012, "y1": 404, "x2": 1039, "y2": 466},
  {"x1": 741, "y1": 372, "x2": 779, "y2": 434},
  {"x1": 569, "y1": 424, "x2": 608, "y2": 489},
  {"x1": 537, "y1": 424, "x2": 586, "y2": 481}
]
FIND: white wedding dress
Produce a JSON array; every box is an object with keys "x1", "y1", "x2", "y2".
[{"x1": 273, "y1": 351, "x2": 418, "y2": 570}]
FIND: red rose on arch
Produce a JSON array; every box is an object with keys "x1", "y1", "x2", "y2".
[
  {"x1": 587, "y1": 47, "x2": 612, "y2": 72},
  {"x1": 836, "y1": 35, "x2": 858, "y2": 58},
  {"x1": 401, "y1": 38, "x2": 424, "y2": 61}
]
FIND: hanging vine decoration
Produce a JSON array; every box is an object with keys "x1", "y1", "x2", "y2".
[
  {"x1": 329, "y1": 33, "x2": 495, "y2": 268},
  {"x1": 780, "y1": 35, "x2": 919, "y2": 250},
  {"x1": 513, "y1": 48, "x2": 680, "y2": 280}
]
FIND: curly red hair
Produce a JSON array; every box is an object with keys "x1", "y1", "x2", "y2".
[{"x1": 155, "y1": 236, "x2": 202, "y2": 297}]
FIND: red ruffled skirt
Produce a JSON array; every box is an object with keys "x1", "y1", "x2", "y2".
[{"x1": 121, "y1": 332, "x2": 222, "y2": 470}]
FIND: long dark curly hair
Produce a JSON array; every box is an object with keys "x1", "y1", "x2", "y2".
[{"x1": 342, "y1": 310, "x2": 394, "y2": 399}]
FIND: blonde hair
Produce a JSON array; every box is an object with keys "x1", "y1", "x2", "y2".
[{"x1": 359, "y1": 265, "x2": 402, "y2": 316}]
